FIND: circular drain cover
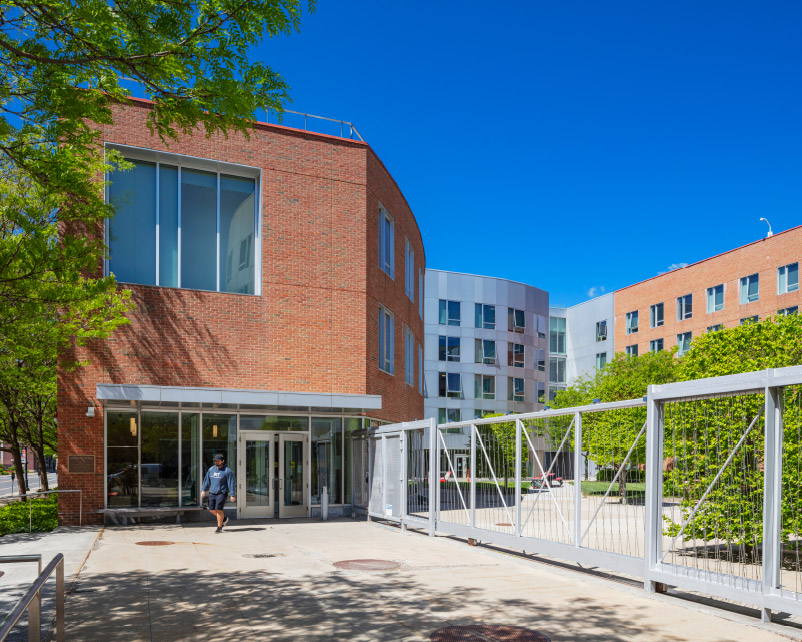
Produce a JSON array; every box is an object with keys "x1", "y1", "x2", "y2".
[
  {"x1": 135, "y1": 541, "x2": 175, "y2": 546},
  {"x1": 431, "y1": 625, "x2": 550, "y2": 642},
  {"x1": 333, "y1": 559, "x2": 399, "y2": 571},
  {"x1": 243, "y1": 553, "x2": 276, "y2": 559}
]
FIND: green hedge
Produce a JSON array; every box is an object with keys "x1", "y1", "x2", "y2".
[
  {"x1": 595, "y1": 468, "x2": 645, "y2": 483},
  {"x1": 0, "y1": 495, "x2": 58, "y2": 536}
]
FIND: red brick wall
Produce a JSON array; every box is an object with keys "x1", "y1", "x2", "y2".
[
  {"x1": 57, "y1": 99, "x2": 424, "y2": 523},
  {"x1": 614, "y1": 226, "x2": 802, "y2": 354}
]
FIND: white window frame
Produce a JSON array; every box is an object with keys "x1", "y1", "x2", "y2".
[
  {"x1": 596, "y1": 320, "x2": 607, "y2": 341},
  {"x1": 649, "y1": 338, "x2": 663, "y2": 353},
  {"x1": 475, "y1": 303, "x2": 496, "y2": 330},
  {"x1": 474, "y1": 339, "x2": 497, "y2": 365},
  {"x1": 404, "y1": 238, "x2": 414, "y2": 302},
  {"x1": 378, "y1": 305, "x2": 394, "y2": 374},
  {"x1": 625, "y1": 344, "x2": 638, "y2": 357},
  {"x1": 378, "y1": 204, "x2": 395, "y2": 279},
  {"x1": 475, "y1": 374, "x2": 495, "y2": 400},
  {"x1": 676, "y1": 332, "x2": 692, "y2": 356},
  {"x1": 778, "y1": 262, "x2": 799, "y2": 295},
  {"x1": 595, "y1": 352, "x2": 607, "y2": 370},
  {"x1": 778, "y1": 306, "x2": 799, "y2": 316},
  {"x1": 677, "y1": 294, "x2": 693, "y2": 321},
  {"x1": 439, "y1": 336, "x2": 461, "y2": 362},
  {"x1": 739, "y1": 273, "x2": 759, "y2": 304},
  {"x1": 509, "y1": 376, "x2": 525, "y2": 402},
  {"x1": 536, "y1": 348, "x2": 546, "y2": 372},
  {"x1": 104, "y1": 143, "x2": 262, "y2": 296},
  {"x1": 706, "y1": 324, "x2": 724, "y2": 332},
  {"x1": 439, "y1": 299, "x2": 461, "y2": 326},
  {"x1": 706, "y1": 284, "x2": 724, "y2": 313},
  {"x1": 649, "y1": 303, "x2": 664, "y2": 328},
  {"x1": 439, "y1": 372, "x2": 462, "y2": 398},
  {"x1": 509, "y1": 342, "x2": 525, "y2": 368},
  {"x1": 509, "y1": 307, "x2": 526, "y2": 333},
  {"x1": 625, "y1": 310, "x2": 639, "y2": 335}
]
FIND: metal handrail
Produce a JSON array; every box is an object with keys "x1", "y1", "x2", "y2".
[
  {"x1": 0, "y1": 553, "x2": 65, "y2": 642},
  {"x1": 14, "y1": 490, "x2": 83, "y2": 531},
  {"x1": 266, "y1": 108, "x2": 365, "y2": 141}
]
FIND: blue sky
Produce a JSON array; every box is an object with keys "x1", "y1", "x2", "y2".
[{"x1": 258, "y1": 1, "x2": 802, "y2": 306}]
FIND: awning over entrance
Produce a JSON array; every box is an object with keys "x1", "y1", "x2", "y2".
[{"x1": 96, "y1": 383, "x2": 382, "y2": 413}]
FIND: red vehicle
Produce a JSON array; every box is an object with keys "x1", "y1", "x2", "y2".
[{"x1": 530, "y1": 472, "x2": 563, "y2": 490}]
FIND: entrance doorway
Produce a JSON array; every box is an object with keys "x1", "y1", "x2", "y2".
[
  {"x1": 238, "y1": 431, "x2": 309, "y2": 518},
  {"x1": 455, "y1": 455, "x2": 468, "y2": 479}
]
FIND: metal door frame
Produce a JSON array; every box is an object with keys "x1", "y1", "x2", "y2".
[
  {"x1": 238, "y1": 430, "x2": 275, "y2": 519},
  {"x1": 279, "y1": 433, "x2": 309, "y2": 518}
]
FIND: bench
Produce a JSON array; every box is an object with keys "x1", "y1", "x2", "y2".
[{"x1": 101, "y1": 506, "x2": 205, "y2": 525}]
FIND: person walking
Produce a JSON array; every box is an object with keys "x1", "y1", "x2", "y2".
[{"x1": 201, "y1": 454, "x2": 236, "y2": 533}]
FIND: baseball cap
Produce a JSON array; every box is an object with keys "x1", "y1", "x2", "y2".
[{"x1": 214, "y1": 453, "x2": 225, "y2": 461}]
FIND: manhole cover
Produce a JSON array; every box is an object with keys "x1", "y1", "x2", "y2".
[
  {"x1": 430, "y1": 625, "x2": 550, "y2": 642},
  {"x1": 135, "y1": 541, "x2": 175, "y2": 546},
  {"x1": 496, "y1": 523, "x2": 513, "y2": 527},
  {"x1": 243, "y1": 553, "x2": 277, "y2": 559},
  {"x1": 333, "y1": 559, "x2": 400, "y2": 571}
]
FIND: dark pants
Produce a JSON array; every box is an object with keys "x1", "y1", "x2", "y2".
[{"x1": 208, "y1": 493, "x2": 228, "y2": 510}]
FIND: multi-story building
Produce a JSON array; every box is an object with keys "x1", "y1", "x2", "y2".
[
  {"x1": 423, "y1": 270, "x2": 549, "y2": 422},
  {"x1": 57, "y1": 98, "x2": 425, "y2": 524}
]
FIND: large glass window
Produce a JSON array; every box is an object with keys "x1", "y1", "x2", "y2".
[
  {"x1": 596, "y1": 352, "x2": 607, "y2": 369},
  {"x1": 181, "y1": 413, "x2": 200, "y2": 506},
  {"x1": 549, "y1": 356, "x2": 566, "y2": 383},
  {"x1": 706, "y1": 284, "x2": 724, "y2": 313},
  {"x1": 649, "y1": 303, "x2": 664, "y2": 328},
  {"x1": 439, "y1": 336, "x2": 461, "y2": 362},
  {"x1": 508, "y1": 342, "x2": 525, "y2": 367},
  {"x1": 439, "y1": 299, "x2": 461, "y2": 325},
  {"x1": 625, "y1": 344, "x2": 638, "y2": 357},
  {"x1": 739, "y1": 274, "x2": 759, "y2": 304},
  {"x1": 596, "y1": 320, "x2": 607, "y2": 341},
  {"x1": 379, "y1": 205, "x2": 394, "y2": 278},
  {"x1": 107, "y1": 158, "x2": 257, "y2": 293},
  {"x1": 536, "y1": 314, "x2": 547, "y2": 339},
  {"x1": 508, "y1": 377, "x2": 525, "y2": 401},
  {"x1": 677, "y1": 294, "x2": 693, "y2": 320},
  {"x1": 239, "y1": 415, "x2": 308, "y2": 431},
  {"x1": 438, "y1": 408, "x2": 461, "y2": 424},
  {"x1": 202, "y1": 414, "x2": 237, "y2": 504},
  {"x1": 475, "y1": 374, "x2": 495, "y2": 400},
  {"x1": 378, "y1": 306, "x2": 395, "y2": 374},
  {"x1": 649, "y1": 338, "x2": 664, "y2": 353},
  {"x1": 509, "y1": 308, "x2": 525, "y2": 333},
  {"x1": 474, "y1": 339, "x2": 496, "y2": 364},
  {"x1": 404, "y1": 327, "x2": 414, "y2": 386},
  {"x1": 344, "y1": 418, "x2": 362, "y2": 504},
  {"x1": 140, "y1": 412, "x2": 179, "y2": 507},
  {"x1": 108, "y1": 160, "x2": 157, "y2": 285},
  {"x1": 779, "y1": 306, "x2": 799, "y2": 316},
  {"x1": 536, "y1": 348, "x2": 546, "y2": 372},
  {"x1": 550, "y1": 317, "x2": 566, "y2": 352},
  {"x1": 418, "y1": 268, "x2": 424, "y2": 318},
  {"x1": 475, "y1": 304, "x2": 496, "y2": 329},
  {"x1": 677, "y1": 332, "x2": 692, "y2": 356},
  {"x1": 106, "y1": 411, "x2": 139, "y2": 508},
  {"x1": 404, "y1": 239, "x2": 414, "y2": 301},
  {"x1": 439, "y1": 372, "x2": 461, "y2": 398},
  {"x1": 311, "y1": 418, "x2": 342, "y2": 505},
  {"x1": 778, "y1": 263, "x2": 799, "y2": 294},
  {"x1": 625, "y1": 311, "x2": 638, "y2": 335}
]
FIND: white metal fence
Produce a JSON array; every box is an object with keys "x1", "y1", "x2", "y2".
[{"x1": 360, "y1": 365, "x2": 802, "y2": 622}]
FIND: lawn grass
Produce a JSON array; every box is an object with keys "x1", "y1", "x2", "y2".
[
  {"x1": 570, "y1": 481, "x2": 647, "y2": 497},
  {"x1": 0, "y1": 494, "x2": 58, "y2": 536}
]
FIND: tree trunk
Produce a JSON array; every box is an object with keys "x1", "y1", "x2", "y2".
[
  {"x1": 618, "y1": 464, "x2": 628, "y2": 505},
  {"x1": 11, "y1": 445, "x2": 28, "y2": 498},
  {"x1": 32, "y1": 445, "x2": 49, "y2": 491}
]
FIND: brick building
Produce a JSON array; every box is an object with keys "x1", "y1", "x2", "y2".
[{"x1": 57, "y1": 99, "x2": 425, "y2": 524}]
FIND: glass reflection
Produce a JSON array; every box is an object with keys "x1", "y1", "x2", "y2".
[
  {"x1": 140, "y1": 412, "x2": 179, "y2": 507},
  {"x1": 181, "y1": 168, "x2": 217, "y2": 291},
  {"x1": 245, "y1": 440, "x2": 271, "y2": 508},
  {"x1": 106, "y1": 411, "x2": 138, "y2": 508},
  {"x1": 311, "y1": 418, "x2": 342, "y2": 504},
  {"x1": 220, "y1": 175, "x2": 256, "y2": 294},
  {"x1": 202, "y1": 414, "x2": 238, "y2": 505},
  {"x1": 181, "y1": 413, "x2": 200, "y2": 506},
  {"x1": 284, "y1": 439, "x2": 304, "y2": 507}
]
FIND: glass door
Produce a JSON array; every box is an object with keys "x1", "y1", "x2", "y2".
[
  {"x1": 279, "y1": 434, "x2": 309, "y2": 518},
  {"x1": 239, "y1": 431, "x2": 274, "y2": 518}
]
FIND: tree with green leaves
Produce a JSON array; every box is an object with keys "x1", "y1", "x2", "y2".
[{"x1": 553, "y1": 349, "x2": 680, "y2": 502}]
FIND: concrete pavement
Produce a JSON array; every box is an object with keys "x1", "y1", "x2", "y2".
[{"x1": 51, "y1": 518, "x2": 802, "y2": 641}]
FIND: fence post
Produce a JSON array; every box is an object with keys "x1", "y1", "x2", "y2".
[
  {"x1": 515, "y1": 419, "x2": 522, "y2": 538},
  {"x1": 573, "y1": 411, "x2": 582, "y2": 548},
  {"x1": 428, "y1": 418, "x2": 437, "y2": 537},
  {"x1": 400, "y1": 429, "x2": 408, "y2": 532},
  {"x1": 470, "y1": 423, "x2": 477, "y2": 530},
  {"x1": 56, "y1": 556, "x2": 65, "y2": 642},
  {"x1": 644, "y1": 387, "x2": 663, "y2": 593},
  {"x1": 761, "y1": 384, "x2": 783, "y2": 622}
]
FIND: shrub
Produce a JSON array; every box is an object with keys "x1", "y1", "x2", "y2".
[
  {"x1": 0, "y1": 495, "x2": 58, "y2": 536},
  {"x1": 596, "y1": 468, "x2": 645, "y2": 483}
]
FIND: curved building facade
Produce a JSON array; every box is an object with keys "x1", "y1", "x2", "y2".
[
  {"x1": 423, "y1": 269, "x2": 549, "y2": 423},
  {"x1": 57, "y1": 99, "x2": 425, "y2": 523}
]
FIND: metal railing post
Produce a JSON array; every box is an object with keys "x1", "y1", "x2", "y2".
[
  {"x1": 56, "y1": 557, "x2": 65, "y2": 642},
  {"x1": 644, "y1": 387, "x2": 663, "y2": 592},
  {"x1": 428, "y1": 418, "x2": 437, "y2": 536},
  {"x1": 470, "y1": 423, "x2": 476, "y2": 530},
  {"x1": 761, "y1": 384, "x2": 783, "y2": 622},
  {"x1": 434, "y1": 421, "x2": 442, "y2": 532},
  {"x1": 400, "y1": 429, "x2": 407, "y2": 531},
  {"x1": 515, "y1": 419, "x2": 522, "y2": 537},
  {"x1": 28, "y1": 590, "x2": 41, "y2": 642},
  {"x1": 573, "y1": 411, "x2": 582, "y2": 548}
]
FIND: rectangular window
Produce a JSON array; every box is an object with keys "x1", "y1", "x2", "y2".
[
  {"x1": 536, "y1": 314, "x2": 547, "y2": 339},
  {"x1": 649, "y1": 338, "x2": 664, "y2": 353},
  {"x1": 508, "y1": 377, "x2": 525, "y2": 402},
  {"x1": 404, "y1": 327, "x2": 414, "y2": 385},
  {"x1": 549, "y1": 356, "x2": 566, "y2": 384},
  {"x1": 379, "y1": 205, "x2": 395, "y2": 278},
  {"x1": 625, "y1": 310, "x2": 639, "y2": 335},
  {"x1": 649, "y1": 303, "x2": 664, "y2": 328},
  {"x1": 474, "y1": 339, "x2": 497, "y2": 364},
  {"x1": 475, "y1": 374, "x2": 496, "y2": 400},
  {"x1": 438, "y1": 408, "x2": 461, "y2": 424},
  {"x1": 475, "y1": 303, "x2": 496, "y2": 329},
  {"x1": 740, "y1": 315, "x2": 759, "y2": 325},
  {"x1": 625, "y1": 344, "x2": 638, "y2": 357},
  {"x1": 740, "y1": 273, "x2": 759, "y2": 304},
  {"x1": 779, "y1": 306, "x2": 799, "y2": 316},
  {"x1": 404, "y1": 239, "x2": 414, "y2": 301},
  {"x1": 311, "y1": 417, "x2": 343, "y2": 505},
  {"x1": 595, "y1": 352, "x2": 607, "y2": 370},
  {"x1": 439, "y1": 372, "x2": 461, "y2": 398},
  {"x1": 418, "y1": 343, "x2": 423, "y2": 394},
  {"x1": 439, "y1": 299, "x2": 461, "y2": 326},
  {"x1": 677, "y1": 332, "x2": 692, "y2": 356},
  {"x1": 438, "y1": 336, "x2": 461, "y2": 362},
  {"x1": 706, "y1": 284, "x2": 724, "y2": 313},
  {"x1": 108, "y1": 159, "x2": 257, "y2": 294},
  {"x1": 536, "y1": 348, "x2": 546, "y2": 372},
  {"x1": 550, "y1": 317, "x2": 566, "y2": 353},
  {"x1": 508, "y1": 342, "x2": 525, "y2": 367},
  {"x1": 378, "y1": 306, "x2": 394, "y2": 374},
  {"x1": 509, "y1": 308, "x2": 525, "y2": 333},
  {"x1": 596, "y1": 320, "x2": 607, "y2": 341},
  {"x1": 536, "y1": 381, "x2": 546, "y2": 404},
  {"x1": 707, "y1": 324, "x2": 724, "y2": 332},
  {"x1": 677, "y1": 294, "x2": 693, "y2": 321},
  {"x1": 778, "y1": 263, "x2": 799, "y2": 294},
  {"x1": 418, "y1": 268, "x2": 424, "y2": 318}
]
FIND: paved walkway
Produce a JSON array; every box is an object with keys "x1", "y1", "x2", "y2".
[{"x1": 47, "y1": 518, "x2": 801, "y2": 641}]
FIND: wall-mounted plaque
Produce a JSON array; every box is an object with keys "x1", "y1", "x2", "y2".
[{"x1": 68, "y1": 455, "x2": 95, "y2": 474}]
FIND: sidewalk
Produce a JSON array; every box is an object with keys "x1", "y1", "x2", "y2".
[{"x1": 55, "y1": 518, "x2": 800, "y2": 641}]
